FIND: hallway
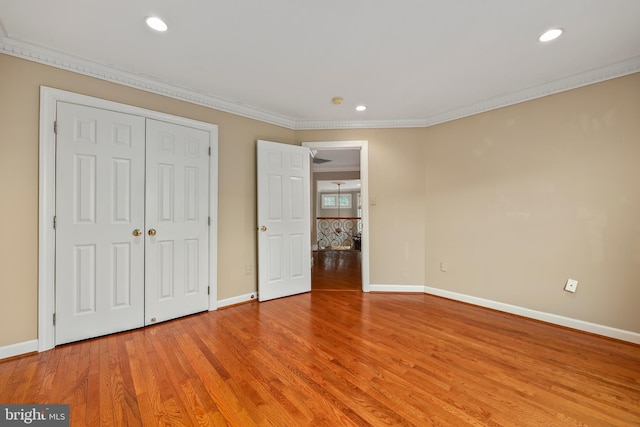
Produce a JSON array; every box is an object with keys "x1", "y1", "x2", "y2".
[{"x1": 311, "y1": 250, "x2": 361, "y2": 291}]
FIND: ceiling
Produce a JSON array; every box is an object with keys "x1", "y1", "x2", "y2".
[
  {"x1": 317, "y1": 180, "x2": 361, "y2": 193},
  {"x1": 1, "y1": 1, "x2": 639, "y2": 129},
  {"x1": 312, "y1": 149, "x2": 360, "y2": 172}
]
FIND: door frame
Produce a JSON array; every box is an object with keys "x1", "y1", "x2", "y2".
[
  {"x1": 38, "y1": 86, "x2": 219, "y2": 352},
  {"x1": 302, "y1": 140, "x2": 370, "y2": 292}
]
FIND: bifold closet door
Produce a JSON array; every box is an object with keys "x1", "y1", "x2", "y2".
[
  {"x1": 144, "y1": 119, "x2": 210, "y2": 325},
  {"x1": 55, "y1": 102, "x2": 146, "y2": 345},
  {"x1": 55, "y1": 105, "x2": 211, "y2": 345}
]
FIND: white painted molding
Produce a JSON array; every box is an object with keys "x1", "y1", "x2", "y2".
[
  {"x1": 299, "y1": 56, "x2": 640, "y2": 130},
  {"x1": 1, "y1": 38, "x2": 295, "y2": 129},
  {"x1": 312, "y1": 165, "x2": 361, "y2": 173},
  {"x1": 0, "y1": 340, "x2": 38, "y2": 360},
  {"x1": 38, "y1": 87, "x2": 57, "y2": 352},
  {"x1": 3, "y1": 37, "x2": 640, "y2": 131},
  {"x1": 296, "y1": 119, "x2": 430, "y2": 130},
  {"x1": 217, "y1": 292, "x2": 258, "y2": 309},
  {"x1": 421, "y1": 55, "x2": 640, "y2": 128},
  {"x1": 208, "y1": 124, "x2": 220, "y2": 313},
  {"x1": 369, "y1": 284, "x2": 426, "y2": 293},
  {"x1": 424, "y1": 286, "x2": 640, "y2": 345}
]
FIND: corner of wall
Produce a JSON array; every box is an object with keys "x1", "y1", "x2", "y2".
[{"x1": 424, "y1": 286, "x2": 640, "y2": 345}]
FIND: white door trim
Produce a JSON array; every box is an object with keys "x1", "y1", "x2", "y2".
[
  {"x1": 38, "y1": 86, "x2": 218, "y2": 352},
  {"x1": 302, "y1": 140, "x2": 370, "y2": 292}
]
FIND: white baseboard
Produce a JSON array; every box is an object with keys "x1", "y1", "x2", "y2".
[
  {"x1": 369, "y1": 284, "x2": 426, "y2": 293},
  {"x1": 424, "y1": 286, "x2": 640, "y2": 345},
  {"x1": 217, "y1": 292, "x2": 258, "y2": 308},
  {"x1": 0, "y1": 339, "x2": 38, "y2": 360},
  {"x1": 4, "y1": 287, "x2": 635, "y2": 360}
]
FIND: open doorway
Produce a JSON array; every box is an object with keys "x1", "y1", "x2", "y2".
[
  {"x1": 302, "y1": 141, "x2": 369, "y2": 292},
  {"x1": 312, "y1": 250, "x2": 361, "y2": 291},
  {"x1": 313, "y1": 179, "x2": 361, "y2": 291}
]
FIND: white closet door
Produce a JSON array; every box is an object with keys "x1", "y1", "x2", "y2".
[
  {"x1": 144, "y1": 119, "x2": 210, "y2": 324},
  {"x1": 55, "y1": 102, "x2": 145, "y2": 345}
]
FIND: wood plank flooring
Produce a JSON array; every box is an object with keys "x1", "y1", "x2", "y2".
[
  {"x1": 1, "y1": 292, "x2": 639, "y2": 426},
  {"x1": 312, "y1": 250, "x2": 362, "y2": 291}
]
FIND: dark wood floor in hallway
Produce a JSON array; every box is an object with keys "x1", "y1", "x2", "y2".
[
  {"x1": 1, "y1": 291, "x2": 639, "y2": 426},
  {"x1": 312, "y1": 249, "x2": 361, "y2": 291}
]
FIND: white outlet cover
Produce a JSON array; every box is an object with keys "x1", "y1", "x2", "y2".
[{"x1": 564, "y1": 278, "x2": 578, "y2": 293}]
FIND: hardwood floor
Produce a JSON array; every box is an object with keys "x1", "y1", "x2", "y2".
[
  {"x1": 1, "y1": 292, "x2": 639, "y2": 426},
  {"x1": 312, "y1": 250, "x2": 362, "y2": 291}
]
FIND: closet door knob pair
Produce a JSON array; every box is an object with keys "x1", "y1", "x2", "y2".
[{"x1": 132, "y1": 229, "x2": 157, "y2": 236}]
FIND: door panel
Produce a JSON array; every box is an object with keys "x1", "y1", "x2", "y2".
[
  {"x1": 56, "y1": 105, "x2": 211, "y2": 343},
  {"x1": 145, "y1": 119, "x2": 210, "y2": 324},
  {"x1": 257, "y1": 140, "x2": 311, "y2": 301},
  {"x1": 55, "y1": 102, "x2": 145, "y2": 345}
]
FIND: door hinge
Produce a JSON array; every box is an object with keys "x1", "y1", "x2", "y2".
[
  {"x1": 208, "y1": 216, "x2": 210, "y2": 226},
  {"x1": 54, "y1": 121, "x2": 57, "y2": 134},
  {"x1": 53, "y1": 216, "x2": 57, "y2": 229},
  {"x1": 53, "y1": 313, "x2": 56, "y2": 326},
  {"x1": 207, "y1": 286, "x2": 210, "y2": 295},
  {"x1": 208, "y1": 146, "x2": 211, "y2": 156}
]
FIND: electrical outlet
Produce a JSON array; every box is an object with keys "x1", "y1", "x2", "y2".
[
  {"x1": 564, "y1": 278, "x2": 578, "y2": 293},
  {"x1": 245, "y1": 265, "x2": 252, "y2": 275},
  {"x1": 440, "y1": 262, "x2": 447, "y2": 272}
]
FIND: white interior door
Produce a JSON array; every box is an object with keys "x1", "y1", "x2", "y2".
[
  {"x1": 257, "y1": 140, "x2": 311, "y2": 301},
  {"x1": 56, "y1": 105, "x2": 211, "y2": 344},
  {"x1": 55, "y1": 102, "x2": 145, "y2": 345},
  {"x1": 144, "y1": 119, "x2": 210, "y2": 324}
]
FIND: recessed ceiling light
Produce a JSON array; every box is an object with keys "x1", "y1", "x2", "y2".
[
  {"x1": 145, "y1": 16, "x2": 168, "y2": 32},
  {"x1": 538, "y1": 28, "x2": 563, "y2": 42},
  {"x1": 355, "y1": 105, "x2": 367, "y2": 112}
]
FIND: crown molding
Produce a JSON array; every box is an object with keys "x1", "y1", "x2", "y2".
[
  {"x1": 295, "y1": 55, "x2": 640, "y2": 130},
  {"x1": 312, "y1": 165, "x2": 361, "y2": 173},
  {"x1": 0, "y1": 37, "x2": 296, "y2": 129},
  {"x1": 2, "y1": 37, "x2": 639, "y2": 131},
  {"x1": 420, "y1": 55, "x2": 640, "y2": 128},
  {"x1": 295, "y1": 118, "x2": 429, "y2": 130}
]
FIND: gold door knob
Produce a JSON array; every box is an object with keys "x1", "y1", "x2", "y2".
[
  {"x1": 148, "y1": 228, "x2": 157, "y2": 236},
  {"x1": 260, "y1": 226, "x2": 267, "y2": 232},
  {"x1": 132, "y1": 229, "x2": 142, "y2": 237}
]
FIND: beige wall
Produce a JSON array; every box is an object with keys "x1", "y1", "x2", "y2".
[
  {"x1": 299, "y1": 129, "x2": 428, "y2": 286},
  {"x1": 1, "y1": 52, "x2": 638, "y2": 349},
  {"x1": 300, "y1": 75, "x2": 640, "y2": 333},
  {"x1": 311, "y1": 171, "x2": 360, "y2": 245},
  {"x1": 0, "y1": 54, "x2": 294, "y2": 347},
  {"x1": 423, "y1": 74, "x2": 640, "y2": 332},
  {"x1": 314, "y1": 170, "x2": 361, "y2": 218}
]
